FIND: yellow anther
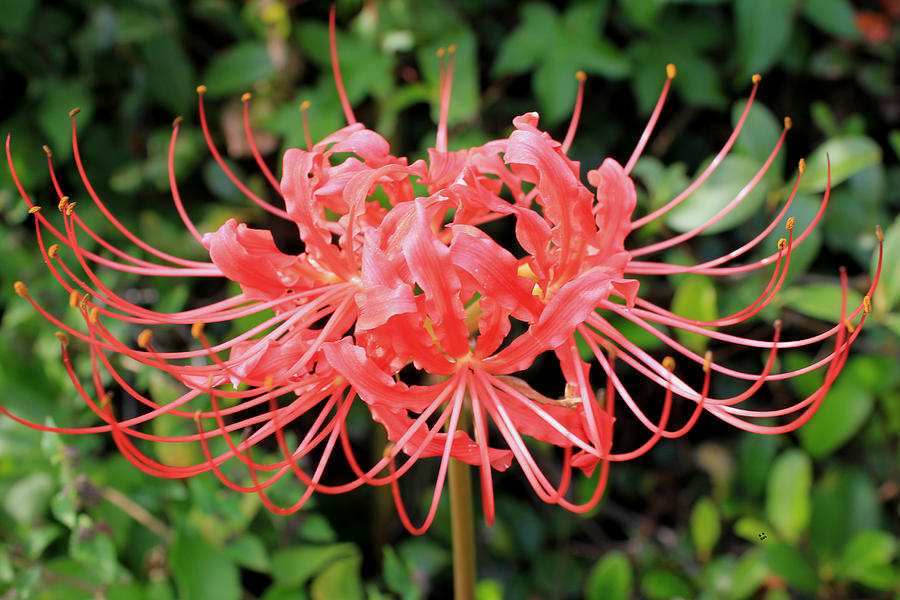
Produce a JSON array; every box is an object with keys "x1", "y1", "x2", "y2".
[
  {"x1": 137, "y1": 329, "x2": 153, "y2": 348},
  {"x1": 68, "y1": 108, "x2": 81, "y2": 117},
  {"x1": 48, "y1": 244, "x2": 59, "y2": 258},
  {"x1": 28, "y1": 206, "x2": 42, "y2": 214},
  {"x1": 196, "y1": 85, "x2": 207, "y2": 94},
  {"x1": 448, "y1": 44, "x2": 457, "y2": 54},
  {"x1": 299, "y1": 100, "x2": 311, "y2": 111},
  {"x1": 666, "y1": 63, "x2": 676, "y2": 79},
  {"x1": 88, "y1": 307, "x2": 99, "y2": 323},
  {"x1": 777, "y1": 238, "x2": 787, "y2": 250},
  {"x1": 264, "y1": 375, "x2": 274, "y2": 390},
  {"x1": 100, "y1": 392, "x2": 112, "y2": 409},
  {"x1": 14, "y1": 281, "x2": 28, "y2": 297},
  {"x1": 65, "y1": 202, "x2": 76, "y2": 216},
  {"x1": 55, "y1": 331, "x2": 70, "y2": 345},
  {"x1": 42, "y1": 145, "x2": 52, "y2": 157},
  {"x1": 703, "y1": 351, "x2": 712, "y2": 373},
  {"x1": 193, "y1": 410, "x2": 202, "y2": 424},
  {"x1": 172, "y1": 116, "x2": 183, "y2": 127},
  {"x1": 191, "y1": 321, "x2": 205, "y2": 339},
  {"x1": 575, "y1": 70, "x2": 586, "y2": 82},
  {"x1": 786, "y1": 217, "x2": 795, "y2": 231},
  {"x1": 876, "y1": 225, "x2": 884, "y2": 243},
  {"x1": 382, "y1": 442, "x2": 396, "y2": 459},
  {"x1": 784, "y1": 116, "x2": 792, "y2": 130},
  {"x1": 241, "y1": 92, "x2": 251, "y2": 102},
  {"x1": 774, "y1": 318, "x2": 783, "y2": 331},
  {"x1": 662, "y1": 356, "x2": 676, "y2": 372},
  {"x1": 863, "y1": 295, "x2": 872, "y2": 314},
  {"x1": 752, "y1": 74, "x2": 761, "y2": 84},
  {"x1": 79, "y1": 294, "x2": 91, "y2": 310},
  {"x1": 436, "y1": 47, "x2": 445, "y2": 58},
  {"x1": 69, "y1": 290, "x2": 80, "y2": 307},
  {"x1": 58, "y1": 196, "x2": 69, "y2": 212},
  {"x1": 845, "y1": 318, "x2": 855, "y2": 333}
]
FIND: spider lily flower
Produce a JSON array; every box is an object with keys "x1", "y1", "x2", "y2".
[{"x1": 6, "y1": 10, "x2": 882, "y2": 534}]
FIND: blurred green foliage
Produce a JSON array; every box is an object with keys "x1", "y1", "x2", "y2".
[{"x1": 1, "y1": 0, "x2": 899, "y2": 598}]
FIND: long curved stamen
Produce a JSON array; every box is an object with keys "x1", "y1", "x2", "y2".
[
  {"x1": 435, "y1": 46, "x2": 456, "y2": 153},
  {"x1": 241, "y1": 92, "x2": 283, "y2": 194},
  {"x1": 561, "y1": 71, "x2": 586, "y2": 154},
  {"x1": 329, "y1": 5, "x2": 357, "y2": 126},
  {"x1": 624, "y1": 63, "x2": 676, "y2": 175}
]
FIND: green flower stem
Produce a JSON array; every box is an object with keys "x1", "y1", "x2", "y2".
[{"x1": 449, "y1": 454, "x2": 476, "y2": 600}]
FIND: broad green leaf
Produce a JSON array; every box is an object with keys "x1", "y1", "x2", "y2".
[
  {"x1": 690, "y1": 497, "x2": 721, "y2": 560},
  {"x1": 731, "y1": 99, "x2": 784, "y2": 168},
  {"x1": 731, "y1": 549, "x2": 768, "y2": 600},
  {"x1": 763, "y1": 544, "x2": 819, "y2": 593},
  {"x1": 620, "y1": 0, "x2": 668, "y2": 30},
  {"x1": 50, "y1": 487, "x2": 78, "y2": 529},
  {"x1": 671, "y1": 275, "x2": 717, "y2": 354},
  {"x1": 836, "y1": 530, "x2": 897, "y2": 580},
  {"x1": 383, "y1": 546, "x2": 421, "y2": 600},
  {"x1": 170, "y1": 525, "x2": 241, "y2": 600},
  {"x1": 641, "y1": 569, "x2": 693, "y2": 599},
  {"x1": 797, "y1": 377, "x2": 874, "y2": 458},
  {"x1": 37, "y1": 79, "x2": 95, "y2": 161},
  {"x1": 873, "y1": 213, "x2": 900, "y2": 312},
  {"x1": 0, "y1": 0, "x2": 36, "y2": 34},
  {"x1": 224, "y1": 534, "x2": 270, "y2": 573},
  {"x1": 765, "y1": 449, "x2": 811, "y2": 543},
  {"x1": 666, "y1": 155, "x2": 769, "y2": 234},
  {"x1": 802, "y1": 0, "x2": 860, "y2": 39},
  {"x1": 70, "y1": 515, "x2": 119, "y2": 585},
  {"x1": 734, "y1": 0, "x2": 801, "y2": 79},
  {"x1": 798, "y1": 135, "x2": 882, "y2": 193},
  {"x1": 202, "y1": 42, "x2": 273, "y2": 97},
  {"x1": 585, "y1": 551, "x2": 632, "y2": 600},
  {"x1": 271, "y1": 543, "x2": 358, "y2": 589},
  {"x1": 810, "y1": 467, "x2": 880, "y2": 564},
  {"x1": 777, "y1": 283, "x2": 864, "y2": 322},
  {"x1": 737, "y1": 433, "x2": 778, "y2": 498},
  {"x1": 734, "y1": 516, "x2": 772, "y2": 545},
  {"x1": 310, "y1": 553, "x2": 363, "y2": 600},
  {"x1": 475, "y1": 579, "x2": 504, "y2": 600},
  {"x1": 492, "y1": 3, "x2": 558, "y2": 76},
  {"x1": 141, "y1": 35, "x2": 194, "y2": 115}
]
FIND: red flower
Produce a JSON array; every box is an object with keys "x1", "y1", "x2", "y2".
[{"x1": 6, "y1": 13, "x2": 882, "y2": 534}]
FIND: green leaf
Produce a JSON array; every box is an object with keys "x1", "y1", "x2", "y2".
[
  {"x1": 836, "y1": 530, "x2": 897, "y2": 580},
  {"x1": 763, "y1": 544, "x2": 819, "y2": 593},
  {"x1": 737, "y1": 433, "x2": 778, "y2": 498},
  {"x1": 641, "y1": 569, "x2": 693, "y2": 599},
  {"x1": 671, "y1": 275, "x2": 717, "y2": 354},
  {"x1": 798, "y1": 135, "x2": 882, "y2": 193},
  {"x1": 0, "y1": 0, "x2": 36, "y2": 34},
  {"x1": 734, "y1": 516, "x2": 772, "y2": 545},
  {"x1": 310, "y1": 553, "x2": 363, "y2": 600},
  {"x1": 777, "y1": 283, "x2": 864, "y2": 322},
  {"x1": 271, "y1": 543, "x2": 358, "y2": 589},
  {"x1": 665, "y1": 155, "x2": 769, "y2": 234},
  {"x1": 475, "y1": 579, "x2": 504, "y2": 600},
  {"x1": 734, "y1": 0, "x2": 801, "y2": 79},
  {"x1": 874, "y1": 213, "x2": 900, "y2": 312},
  {"x1": 203, "y1": 42, "x2": 273, "y2": 97},
  {"x1": 690, "y1": 497, "x2": 721, "y2": 560},
  {"x1": 224, "y1": 534, "x2": 270, "y2": 573},
  {"x1": 383, "y1": 546, "x2": 421, "y2": 600},
  {"x1": 731, "y1": 99, "x2": 784, "y2": 168},
  {"x1": 797, "y1": 377, "x2": 874, "y2": 458},
  {"x1": 493, "y1": 3, "x2": 558, "y2": 76},
  {"x1": 141, "y1": 35, "x2": 194, "y2": 115},
  {"x1": 620, "y1": 0, "x2": 668, "y2": 30},
  {"x1": 170, "y1": 525, "x2": 241, "y2": 600},
  {"x1": 585, "y1": 551, "x2": 632, "y2": 600},
  {"x1": 765, "y1": 449, "x2": 811, "y2": 543},
  {"x1": 50, "y1": 487, "x2": 78, "y2": 529},
  {"x1": 37, "y1": 80, "x2": 95, "y2": 161},
  {"x1": 802, "y1": 0, "x2": 860, "y2": 39},
  {"x1": 810, "y1": 467, "x2": 880, "y2": 564},
  {"x1": 69, "y1": 515, "x2": 119, "y2": 585},
  {"x1": 731, "y1": 549, "x2": 768, "y2": 600}
]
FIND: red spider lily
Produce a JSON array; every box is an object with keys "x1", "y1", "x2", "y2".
[{"x1": 6, "y1": 9, "x2": 882, "y2": 534}]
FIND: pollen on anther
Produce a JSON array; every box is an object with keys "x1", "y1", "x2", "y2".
[
  {"x1": 299, "y1": 100, "x2": 311, "y2": 111},
  {"x1": 798, "y1": 158, "x2": 806, "y2": 173},
  {"x1": 876, "y1": 225, "x2": 884, "y2": 243},
  {"x1": 191, "y1": 321, "x2": 205, "y2": 339},
  {"x1": 864, "y1": 295, "x2": 872, "y2": 313},
  {"x1": 662, "y1": 356, "x2": 676, "y2": 372},
  {"x1": 845, "y1": 319, "x2": 855, "y2": 333},
  {"x1": 774, "y1": 318, "x2": 783, "y2": 331},
  {"x1": 57, "y1": 196, "x2": 69, "y2": 211},
  {"x1": 48, "y1": 244, "x2": 60, "y2": 258},
  {"x1": 241, "y1": 92, "x2": 251, "y2": 102},
  {"x1": 42, "y1": 145, "x2": 52, "y2": 157},
  {"x1": 137, "y1": 329, "x2": 153, "y2": 349},
  {"x1": 777, "y1": 238, "x2": 787, "y2": 250},
  {"x1": 666, "y1": 63, "x2": 676, "y2": 79},
  {"x1": 55, "y1": 331, "x2": 70, "y2": 345},
  {"x1": 88, "y1": 307, "x2": 100, "y2": 324},
  {"x1": 14, "y1": 281, "x2": 28, "y2": 297},
  {"x1": 786, "y1": 217, "x2": 795, "y2": 231},
  {"x1": 68, "y1": 108, "x2": 81, "y2": 117},
  {"x1": 196, "y1": 85, "x2": 207, "y2": 94},
  {"x1": 28, "y1": 206, "x2": 41, "y2": 214},
  {"x1": 172, "y1": 116, "x2": 183, "y2": 127},
  {"x1": 69, "y1": 290, "x2": 80, "y2": 307},
  {"x1": 575, "y1": 70, "x2": 587, "y2": 82},
  {"x1": 703, "y1": 350, "x2": 713, "y2": 373},
  {"x1": 79, "y1": 294, "x2": 91, "y2": 310},
  {"x1": 382, "y1": 442, "x2": 396, "y2": 459},
  {"x1": 264, "y1": 375, "x2": 274, "y2": 391},
  {"x1": 448, "y1": 44, "x2": 457, "y2": 54},
  {"x1": 436, "y1": 47, "x2": 445, "y2": 58},
  {"x1": 784, "y1": 116, "x2": 792, "y2": 130},
  {"x1": 65, "y1": 202, "x2": 76, "y2": 216},
  {"x1": 752, "y1": 74, "x2": 762, "y2": 84}
]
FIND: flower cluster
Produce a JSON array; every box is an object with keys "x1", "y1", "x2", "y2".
[{"x1": 7, "y1": 13, "x2": 881, "y2": 533}]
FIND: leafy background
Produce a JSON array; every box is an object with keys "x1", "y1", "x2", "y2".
[{"x1": 1, "y1": 0, "x2": 899, "y2": 598}]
